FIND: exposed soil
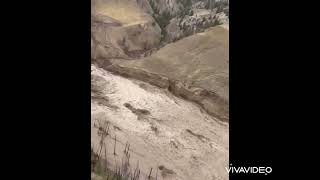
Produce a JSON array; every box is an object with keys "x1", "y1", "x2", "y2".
[{"x1": 91, "y1": 65, "x2": 228, "y2": 180}]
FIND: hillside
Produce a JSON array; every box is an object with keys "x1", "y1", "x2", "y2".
[
  {"x1": 91, "y1": 0, "x2": 162, "y2": 60},
  {"x1": 91, "y1": 0, "x2": 229, "y2": 60},
  {"x1": 91, "y1": 1, "x2": 229, "y2": 180},
  {"x1": 106, "y1": 25, "x2": 229, "y2": 121}
]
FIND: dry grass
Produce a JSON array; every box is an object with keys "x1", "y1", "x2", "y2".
[{"x1": 92, "y1": 120, "x2": 157, "y2": 180}]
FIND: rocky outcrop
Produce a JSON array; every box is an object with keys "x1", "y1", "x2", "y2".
[
  {"x1": 101, "y1": 25, "x2": 229, "y2": 122},
  {"x1": 164, "y1": 8, "x2": 219, "y2": 42}
]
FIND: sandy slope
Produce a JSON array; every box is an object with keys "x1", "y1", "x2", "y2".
[{"x1": 91, "y1": 65, "x2": 228, "y2": 180}]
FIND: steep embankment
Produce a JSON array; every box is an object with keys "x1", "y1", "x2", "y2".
[
  {"x1": 91, "y1": 65, "x2": 229, "y2": 180},
  {"x1": 91, "y1": 0, "x2": 161, "y2": 60},
  {"x1": 104, "y1": 25, "x2": 229, "y2": 122}
]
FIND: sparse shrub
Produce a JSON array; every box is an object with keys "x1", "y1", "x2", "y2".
[
  {"x1": 214, "y1": 19, "x2": 222, "y2": 26},
  {"x1": 189, "y1": 9, "x2": 194, "y2": 16}
]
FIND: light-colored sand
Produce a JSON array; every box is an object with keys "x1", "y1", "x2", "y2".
[{"x1": 91, "y1": 65, "x2": 228, "y2": 180}]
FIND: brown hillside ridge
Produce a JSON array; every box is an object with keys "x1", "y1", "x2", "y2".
[{"x1": 106, "y1": 25, "x2": 229, "y2": 122}]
